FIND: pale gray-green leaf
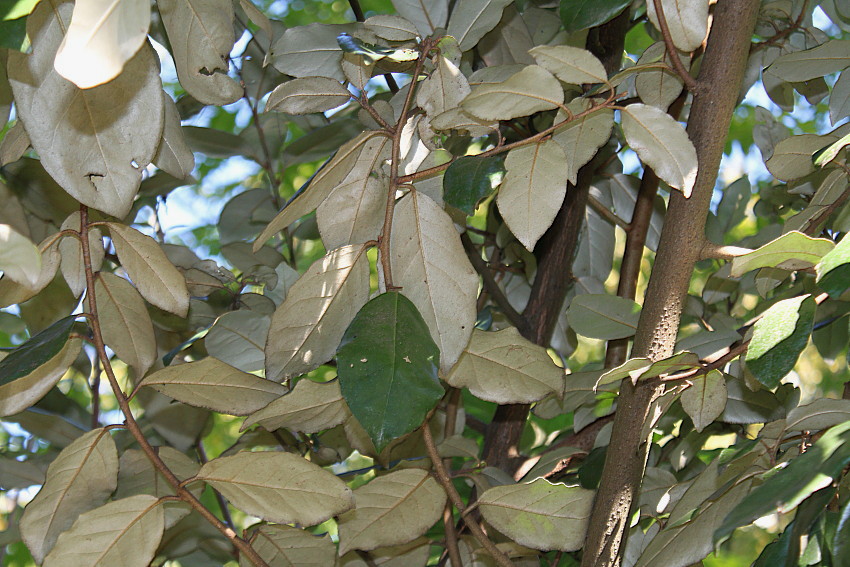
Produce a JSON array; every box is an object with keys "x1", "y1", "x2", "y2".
[
  {"x1": 635, "y1": 42, "x2": 686, "y2": 110},
  {"x1": 205, "y1": 310, "x2": 270, "y2": 373},
  {"x1": 529, "y1": 45, "x2": 608, "y2": 84},
  {"x1": 730, "y1": 231, "x2": 834, "y2": 277},
  {"x1": 391, "y1": 0, "x2": 448, "y2": 36},
  {"x1": 141, "y1": 357, "x2": 287, "y2": 416},
  {"x1": 0, "y1": 237, "x2": 61, "y2": 308},
  {"x1": 621, "y1": 103, "x2": 697, "y2": 196},
  {"x1": 59, "y1": 213, "x2": 104, "y2": 298},
  {"x1": 337, "y1": 469, "x2": 446, "y2": 554},
  {"x1": 154, "y1": 93, "x2": 195, "y2": 180},
  {"x1": 243, "y1": 378, "x2": 349, "y2": 434},
  {"x1": 8, "y1": 2, "x2": 163, "y2": 219},
  {"x1": 390, "y1": 191, "x2": 478, "y2": 372},
  {"x1": 54, "y1": 0, "x2": 151, "y2": 88},
  {"x1": 681, "y1": 370, "x2": 727, "y2": 432},
  {"x1": 0, "y1": 121, "x2": 30, "y2": 167},
  {"x1": 766, "y1": 133, "x2": 837, "y2": 181},
  {"x1": 267, "y1": 77, "x2": 352, "y2": 115},
  {"x1": 416, "y1": 56, "x2": 471, "y2": 118},
  {"x1": 785, "y1": 398, "x2": 850, "y2": 433},
  {"x1": 107, "y1": 223, "x2": 190, "y2": 317},
  {"x1": 255, "y1": 132, "x2": 388, "y2": 249},
  {"x1": 766, "y1": 39, "x2": 850, "y2": 82},
  {"x1": 0, "y1": 224, "x2": 41, "y2": 287},
  {"x1": 567, "y1": 294, "x2": 641, "y2": 340},
  {"x1": 196, "y1": 451, "x2": 354, "y2": 525},
  {"x1": 95, "y1": 272, "x2": 156, "y2": 379},
  {"x1": 461, "y1": 65, "x2": 564, "y2": 121},
  {"x1": 20, "y1": 428, "x2": 118, "y2": 563},
  {"x1": 43, "y1": 495, "x2": 163, "y2": 567},
  {"x1": 446, "y1": 328, "x2": 564, "y2": 404},
  {"x1": 157, "y1": 0, "x2": 242, "y2": 105},
  {"x1": 830, "y1": 68, "x2": 850, "y2": 124},
  {"x1": 553, "y1": 104, "x2": 614, "y2": 185},
  {"x1": 646, "y1": 0, "x2": 709, "y2": 52},
  {"x1": 479, "y1": 479, "x2": 594, "y2": 551},
  {"x1": 0, "y1": 337, "x2": 80, "y2": 417},
  {"x1": 364, "y1": 15, "x2": 419, "y2": 41},
  {"x1": 497, "y1": 139, "x2": 569, "y2": 251},
  {"x1": 447, "y1": 0, "x2": 513, "y2": 52},
  {"x1": 266, "y1": 244, "x2": 371, "y2": 380},
  {"x1": 272, "y1": 23, "x2": 355, "y2": 81},
  {"x1": 240, "y1": 525, "x2": 337, "y2": 567}
]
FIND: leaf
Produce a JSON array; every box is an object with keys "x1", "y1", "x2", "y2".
[
  {"x1": 338, "y1": 538, "x2": 431, "y2": 566},
  {"x1": 390, "y1": 191, "x2": 478, "y2": 372},
  {"x1": 447, "y1": 0, "x2": 513, "y2": 52},
  {"x1": 316, "y1": 139, "x2": 392, "y2": 250},
  {"x1": 719, "y1": 377, "x2": 785, "y2": 424},
  {"x1": 95, "y1": 272, "x2": 156, "y2": 379},
  {"x1": 58, "y1": 212, "x2": 103, "y2": 297},
  {"x1": 646, "y1": 0, "x2": 709, "y2": 52},
  {"x1": 746, "y1": 295, "x2": 816, "y2": 389},
  {"x1": 766, "y1": 133, "x2": 835, "y2": 181},
  {"x1": 20, "y1": 428, "x2": 118, "y2": 563},
  {"x1": 266, "y1": 77, "x2": 352, "y2": 115},
  {"x1": 53, "y1": 0, "x2": 151, "y2": 88},
  {"x1": 442, "y1": 155, "x2": 505, "y2": 215},
  {"x1": 0, "y1": 224, "x2": 41, "y2": 287},
  {"x1": 196, "y1": 451, "x2": 354, "y2": 526},
  {"x1": 255, "y1": 132, "x2": 389, "y2": 250},
  {"x1": 205, "y1": 310, "x2": 270, "y2": 373},
  {"x1": 364, "y1": 15, "x2": 419, "y2": 41},
  {"x1": 243, "y1": 378, "x2": 349, "y2": 434},
  {"x1": 42, "y1": 495, "x2": 164, "y2": 567},
  {"x1": 271, "y1": 23, "x2": 354, "y2": 82},
  {"x1": 621, "y1": 103, "x2": 697, "y2": 196},
  {"x1": 416, "y1": 55, "x2": 471, "y2": 118},
  {"x1": 529, "y1": 45, "x2": 608, "y2": 85},
  {"x1": 497, "y1": 139, "x2": 570, "y2": 250},
  {"x1": 157, "y1": 0, "x2": 241, "y2": 105},
  {"x1": 0, "y1": 315, "x2": 76, "y2": 388},
  {"x1": 182, "y1": 125, "x2": 259, "y2": 161},
  {"x1": 765, "y1": 40, "x2": 850, "y2": 82},
  {"x1": 240, "y1": 525, "x2": 337, "y2": 567},
  {"x1": 816, "y1": 233, "x2": 850, "y2": 297},
  {"x1": 813, "y1": 131, "x2": 850, "y2": 167},
  {"x1": 552, "y1": 105, "x2": 615, "y2": 185},
  {"x1": 479, "y1": 479, "x2": 595, "y2": 551},
  {"x1": 681, "y1": 370, "x2": 727, "y2": 432},
  {"x1": 265, "y1": 243, "x2": 371, "y2": 381},
  {"x1": 0, "y1": 336, "x2": 80, "y2": 417},
  {"x1": 446, "y1": 327, "x2": 564, "y2": 404},
  {"x1": 141, "y1": 357, "x2": 287, "y2": 416},
  {"x1": 107, "y1": 223, "x2": 190, "y2": 317},
  {"x1": 786, "y1": 398, "x2": 850, "y2": 433},
  {"x1": 8, "y1": 2, "x2": 164, "y2": 219},
  {"x1": 634, "y1": 42, "x2": 687, "y2": 110},
  {"x1": 337, "y1": 469, "x2": 446, "y2": 554},
  {"x1": 391, "y1": 0, "x2": 448, "y2": 36},
  {"x1": 716, "y1": 421, "x2": 850, "y2": 544},
  {"x1": 337, "y1": 292, "x2": 443, "y2": 452},
  {"x1": 153, "y1": 93, "x2": 195, "y2": 180},
  {"x1": 831, "y1": 68, "x2": 850, "y2": 124},
  {"x1": 567, "y1": 294, "x2": 641, "y2": 340},
  {"x1": 461, "y1": 65, "x2": 564, "y2": 121},
  {"x1": 559, "y1": 0, "x2": 631, "y2": 33},
  {"x1": 731, "y1": 231, "x2": 834, "y2": 277},
  {"x1": 596, "y1": 352, "x2": 700, "y2": 387}
]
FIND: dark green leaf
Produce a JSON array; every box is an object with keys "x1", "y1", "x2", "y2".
[
  {"x1": 816, "y1": 234, "x2": 850, "y2": 298},
  {"x1": 834, "y1": 500, "x2": 850, "y2": 565},
  {"x1": 0, "y1": 16, "x2": 27, "y2": 50},
  {"x1": 443, "y1": 155, "x2": 505, "y2": 215},
  {"x1": 337, "y1": 292, "x2": 443, "y2": 452},
  {"x1": 746, "y1": 295, "x2": 816, "y2": 389},
  {"x1": 752, "y1": 525, "x2": 793, "y2": 567},
  {"x1": 0, "y1": 316, "x2": 76, "y2": 388},
  {"x1": 716, "y1": 420, "x2": 850, "y2": 544},
  {"x1": 559, "y1": 0, "x2": 631, "y2": 34}
]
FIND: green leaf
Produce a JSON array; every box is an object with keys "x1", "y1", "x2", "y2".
[
  {"x1": 478, "y1": 478, "x2": 595, "y2": 551},
  {"x1": 240, "y1": 525, "x2": 337, "y2": 567},
  {"x1": 816, "y1": 233, "x2": 850, "y2": 297},
  {"x1": 681, "y1": 370, "x2": 727, "y2": 432},
  {"x1": 337, "y1": 292, "x2": 443, "y2": 452},
  {"x1": 567, "y1": 294, "x2": 641, "y2": 340},
  {"x1": 95, "y1": 272, "x2": 157, "y2": 379},
  {"x1": 0, "y1": 315, "x2": 75, "y2": 388},
  {"x1": 813, "y1": 131, "x2": 850, "y2": 167},
  {"x1": 267, "y1": 76, "x2": 352, "y2": 115},
  {"x1": 42, "y1": 495, "x2": 164, "y2": 567},
  {"x1": 529, "y1": 45, "x2": 608, "y2": 84},
  {"x1": 446, "y1": 327, "x2": 565, "y2": 404},
  {"x1": 443, "y1": 154, "x2": 505, "y2": 215},
  {"x1": 242, "y1": 378, "x2": 349, "y2": 434},
  {"x1": 746, "y1": 295, "x2": 816, "y2": 389},
  {"x1": 337, "y1": 469, "x2": 446, "y2": 554},
  {"x1": 0, "y1": 224, "x2": 41, "y2": 287},
  {"x1": 731, "y1": 231, "x2": 835, "y2": 277},
  {"x1": 559, "y1": 0, "x2": 630, "y2": 33},
  {"x1": 461, "y1": 65, "x2": 564, "y2": 121},
  {"x1": 716, "y1": 421, "x2": 850, "y2": 544},
  {"x1": 196, "y1": 451, "x2": 354, "y2": 526},
  {"x1": 0, "y1": 336, "x2": 81, "y2": 417},
  {"x1": 765, "y1": 39, "x2": 850, "y2": 82}
]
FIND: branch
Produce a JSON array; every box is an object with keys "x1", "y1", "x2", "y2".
[
  {"x1": 652, "y1": 0, "x2": 698, "y2": 92},
  {"x1": 79, "y1": 207, "x2": 270, "y2": 567},
  {"x1": 422, "y1": 422, "x2": 515, "y2": 567},
  {"x1": 699, "y1": 241, "x2": 753, "y2": 261}
]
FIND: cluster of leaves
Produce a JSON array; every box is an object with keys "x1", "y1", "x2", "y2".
[{"x1": 1, "y1": 0, "x2": 850, "y2": 566}]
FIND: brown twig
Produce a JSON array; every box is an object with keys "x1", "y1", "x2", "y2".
[
  {"x1": 79, "y1": 206, "x2": 270, "y2": 567},
  {"x1": 652, "y1": 0, "x2": 698, "y2": 92},
  {"x1": 197, "y1": 441, "x2": 236, "y2": 530},
  {"x1": 422, "y1": 421, "x2": 515, "y2": 567}
]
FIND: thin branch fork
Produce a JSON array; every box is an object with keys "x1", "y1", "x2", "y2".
[{"x1": 78, "y1": 206, "x2": 270, "y2": 567}]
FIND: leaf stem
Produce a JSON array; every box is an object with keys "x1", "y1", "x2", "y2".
[
  {"x1": 78, "y1": 206, "x2": 270, "y2": 567},
  {"x1": 422, "y1": 421, "x2": 515, "y2": 567}
]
